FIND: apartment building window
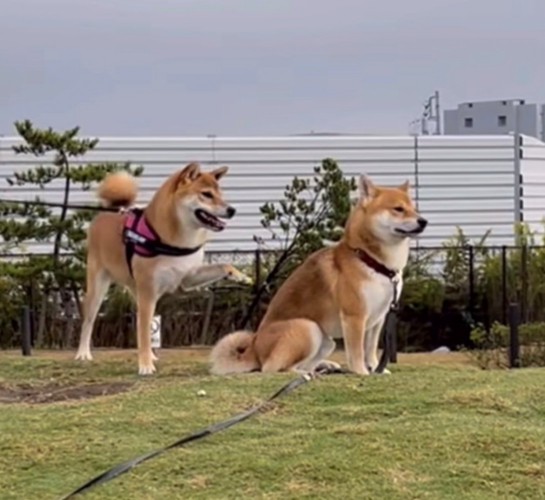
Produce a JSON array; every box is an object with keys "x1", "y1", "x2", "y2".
[
  {"x1": 498, "y1": 115, "x2": 507, "y2": 127},
  {"x1": 464, "y1": 117, "x2": 473, "y2": 128}
]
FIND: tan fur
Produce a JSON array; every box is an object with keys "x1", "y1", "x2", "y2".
[
  {"x1": 76, "y1": 163, "x2": 251, "y2": 375},
  {"x1": 210, "y1": 175, "x2": 427, "y2": 376},
  {"x1": 97, "y1": 171, "x2": 138, "y2": 208},
  {"x1": 209, "y1": 331, "x2": 259, "y2": 374}
]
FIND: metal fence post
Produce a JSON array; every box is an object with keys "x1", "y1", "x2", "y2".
[
  {"x1": 508, "y1": 302, "x2": 521, "y2": 369},
  {"x1": 520, "y1": 245, "x2": 528, "y2": 322},
  {"x1": 199, "y1": 291, "x2": 215, "y2": 345},
  {"x1": 468, "y1": 245, "x2": 475, "y2": 316},
  {"x1": 501, "y1": 246, "x2": 508, "y2": 324},
  {"x1": 254, "y1": 248, "x2": 262, "y2": 293},
  {"x1": 21, "y1": 306, "x2": 32, "y2": 356},
  {"x1": 388, "y1": 312, "x2": 398, "y2": 364}
]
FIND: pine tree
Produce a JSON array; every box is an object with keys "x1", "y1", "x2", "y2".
[{"x1": 0, "y1": 120, "x2": 143, "y2": 346}]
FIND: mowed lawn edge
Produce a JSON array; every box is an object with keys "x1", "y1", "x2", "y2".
[{"x1": 1, "y1": 349, "x2": 545, "y2": 500}]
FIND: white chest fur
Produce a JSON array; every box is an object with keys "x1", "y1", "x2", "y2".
[
  {"x1": 153, "y1": 248, "x2": 205, "y2": 295},
  {"x1": 361, "y1": 270, "x2": 403, "y2": 329}
]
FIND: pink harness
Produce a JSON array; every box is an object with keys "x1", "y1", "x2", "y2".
[
  {"x1": 123, "y1": 209, "x2": 160, "y2": 258},
  {"x1": 122, "y1": 208, "x2": 202, "y2": 276}
]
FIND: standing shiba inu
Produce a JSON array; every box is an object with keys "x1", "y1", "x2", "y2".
[
  {"x1": 210, "y1": 175, "x2": 427, "y2": 376},
  {"x1": 75, "y1": 163, "x2": 251, "y2": 375}
]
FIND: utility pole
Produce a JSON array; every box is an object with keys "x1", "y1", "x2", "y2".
[
  {"x1": 409, "y1": 91, "x2": 442, "y2": 135},
  {"x1": 421, "y1": 91, "x2": 441, "y2": 135},
  {"x1": 434, "y1": 90, "x2": 441, "y2": 135}
]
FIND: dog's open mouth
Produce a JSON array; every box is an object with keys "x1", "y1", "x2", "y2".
[
  {"x1": 195, "y1": 209, "x2": 226, "y2": 232},
  {"x1": 395, "y1": 227, "x2": 424, "y2": 236}
]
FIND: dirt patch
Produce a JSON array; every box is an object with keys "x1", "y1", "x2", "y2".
[{"x1": 0, "y1": 381, "x2": 133, "y2": 404}]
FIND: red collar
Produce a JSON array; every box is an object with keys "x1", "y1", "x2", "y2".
[{"x1": 351, "y1": 247, "x2": 398, "y2": 280}]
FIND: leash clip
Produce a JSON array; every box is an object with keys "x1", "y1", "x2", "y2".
[{"x1": 390, "y1": 273, "x2": 401, "y2": 311}]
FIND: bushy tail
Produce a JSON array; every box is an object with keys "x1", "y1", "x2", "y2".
[
  {"x1": 209, "y1": 331, "x2": 260, "y2": 375},
  {"x1": 97, "y1": 171, "x2": 138, "y2": 208}
]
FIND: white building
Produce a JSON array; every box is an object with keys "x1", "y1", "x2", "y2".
[
  {"x1": 1, "y1": 134, "x2": 545, "y2": 254},
  {"x1": 444, "y1": 99, "x2": 545, "y2": 141}
]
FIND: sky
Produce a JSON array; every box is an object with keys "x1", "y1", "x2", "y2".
[{"x1": 1, "y1": 0, "x2": 544, "y2": 137}]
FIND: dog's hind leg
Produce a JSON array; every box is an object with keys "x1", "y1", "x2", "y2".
[
  {"x1": 259, "y1": 320, "x2": 326, "y2": 374},
  {"x1": 311, "y1": 335, "x2": 341, "y2": 373},
  {"x1": 75, "y1": 261, "x2": 111, "y2": 361}
]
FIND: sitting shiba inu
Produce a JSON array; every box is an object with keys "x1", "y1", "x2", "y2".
[{"x1": 210, "y1": 175, "x2": 427, "y2": 376}]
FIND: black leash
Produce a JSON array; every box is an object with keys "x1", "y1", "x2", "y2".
[
  {"x1": 60, "y1": 370, "x2": 350, "y2": 499},
  {"x1": 376, "y1": 312, "x2": 394, "y2": 374},
  {"x1": 0, "y1": 197, "x2": 118, "y2": 212},
  {"x1": 375, "y1": 276, "x2": 401, "y2": 374}
]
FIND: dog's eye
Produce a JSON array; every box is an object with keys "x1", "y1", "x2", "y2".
[
  {"x1": 201, "y1": 191, "x2": 214, "y2": 199},
  {"x1": 393, "y1": 206, "x2": 405, "y2": 213}
]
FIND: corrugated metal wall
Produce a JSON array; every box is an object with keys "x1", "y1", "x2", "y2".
[
  {"x1": 0, "y1": 133, "x2": 537, "y2": 254},
  {"x1": 520, "y1": 135, "x2": 545, "y2": 239}
]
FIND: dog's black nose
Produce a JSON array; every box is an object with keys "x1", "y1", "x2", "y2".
[
  {"x1": 226, "y1": 206, "x2": 236, "y2": 219},
  {"x1": 417, "y1": 217, "x2": 428, "y2": 229}
]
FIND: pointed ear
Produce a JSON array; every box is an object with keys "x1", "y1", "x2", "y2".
[
  {"x1": 358, "y1": 175, "x2": 377, "y2": 202},
  {"x1": 173, "y1": 162, "x2": 201, "y2": 188},
  {"x1": 399, "y1": 180, "x2": 410, "y2": 192},
  {"x1": 210, "y1": 165, "x2": 229, "y2": 181}
]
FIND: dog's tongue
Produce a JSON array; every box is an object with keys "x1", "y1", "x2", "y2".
[
  {"x1": 197, "y1": 209, "x2": 225, "y2": 231},
  {"x1": 214, "y1": 218, "x2": 226, "y2": 230}
]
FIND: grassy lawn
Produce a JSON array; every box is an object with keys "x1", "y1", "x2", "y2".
[{"x1": 1, "y1": 349, "x2": 545, "y2": 500}]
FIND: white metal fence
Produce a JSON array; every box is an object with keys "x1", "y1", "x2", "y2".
[
  {"x1": 1, "y1": 133, "x2": 544, "y2": 254},
  {"x1": 520, "y1": 135, "x2": 545, "y2": 240}
]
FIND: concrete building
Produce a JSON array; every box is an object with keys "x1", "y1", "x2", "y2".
[{"x1": 444, "y1": 99, "x2": 545, "y2": 140}]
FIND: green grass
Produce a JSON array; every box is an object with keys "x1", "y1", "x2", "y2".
[{"x1": 1, "y1": 350, "x2": 545, "y2": 499}]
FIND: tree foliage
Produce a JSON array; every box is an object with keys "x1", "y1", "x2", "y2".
[
  {"x1": 259, "y1": 158, "x2": 356, "y2": 259},
  {"x1": 0, "y1": 120, "x2": 143, "y2": 346},
  {"x1": 240, "y1": 158, "x2": 356, "y2": 328}
]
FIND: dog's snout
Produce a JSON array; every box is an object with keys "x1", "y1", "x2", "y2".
[
  {"x1": 226, "y1": 206, "x2": 236, "y2": 219},
  {"x1": 417, "y1": 217, "x2": 428, "y2": 229}
]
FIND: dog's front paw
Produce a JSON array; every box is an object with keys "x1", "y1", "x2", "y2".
[
  {"x1": 225, "y1": 265, "x2": 253, "y2": 285},
  {"x1": 75, "y1": 350, "x2": 93, "y2": 362},
  {"x1": 138, "y1": 356, "x2": 157, "y2": 376},
  {"x1": 351, "y1": 364, "x2": 371, "y2": 376}
]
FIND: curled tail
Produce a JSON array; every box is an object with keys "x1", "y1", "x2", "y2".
[
  {"x1": 97, "y1": 171, "x2": 138, "y2": 208},
  {"x1": 209, "y1": 331, "x2": 260, "y2": 375}
]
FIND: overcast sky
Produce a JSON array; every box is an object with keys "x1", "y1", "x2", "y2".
[{"x1": 1, "y1": 0, "x2": 544, "y2": 137}]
